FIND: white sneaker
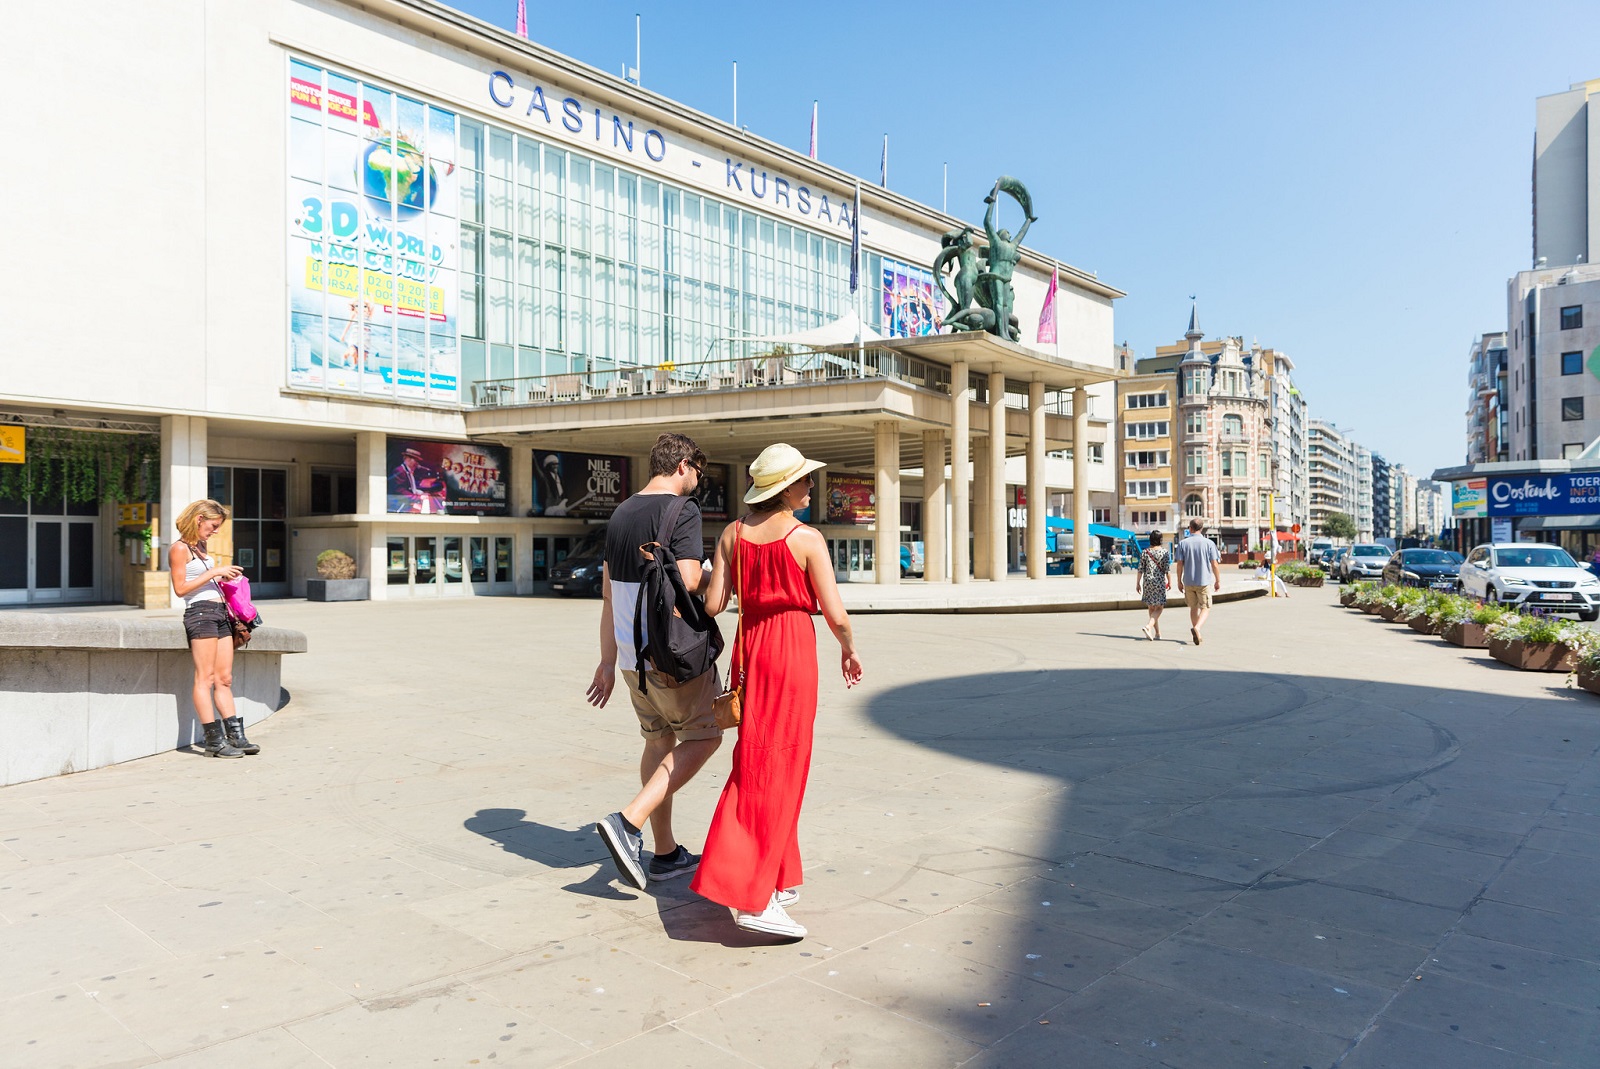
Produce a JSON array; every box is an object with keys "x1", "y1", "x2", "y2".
[
  {"x1": 774, "y1": 888, "x2": 800, "y2": 908},
  {"x1": 734, "y1": 895, "x2": 806, "y2": 939}
]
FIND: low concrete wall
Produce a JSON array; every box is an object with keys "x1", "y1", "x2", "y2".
[{"x1": 0, "y1": 615, "x2": 308, "y2": 786}]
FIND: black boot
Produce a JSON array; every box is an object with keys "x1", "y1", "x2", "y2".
[
  {"x1": 222, "y1": 716, "x2": 260, "y2": 755},
  {"x1": 200, "y1": 720, "x2": 244, "y2": 758}
]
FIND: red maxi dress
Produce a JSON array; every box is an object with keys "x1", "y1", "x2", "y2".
[{"x1": 691, "y1": 524, "x2": 820, "y2": 913}]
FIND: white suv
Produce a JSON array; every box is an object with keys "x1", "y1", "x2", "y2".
[{"x1": 1458, "y1": 543, "x2": 1600, "y2": 621}]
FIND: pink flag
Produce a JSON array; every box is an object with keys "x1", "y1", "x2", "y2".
[
  {"x1": 1037, "y1": 265, "x2": 1059, "y2": 345},
  {"x1": 809, "y1": 101, "x2": 817, "y2": 160},
  {"x1": 515, "y1": 0, "x2": 528, "y2": 38}
]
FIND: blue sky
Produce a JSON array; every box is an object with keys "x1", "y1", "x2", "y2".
[{"x1": 451, "y1": 0, "x2": 1600, "y2": 477}]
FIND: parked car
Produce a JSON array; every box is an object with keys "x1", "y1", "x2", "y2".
[
  {"x1": 1381, "y1": 548, "x2": 1463, "y2": 590},
  {"x1": 1341, "y1": 543, "x2": 1390, "y2": 583},
  {"x1": 1309, "y1": 539, "x2": 1334, "y2": 565},
  {"x1": 900, "y1": 541, "x2": 925, "y2": 578},
  {"x1": 550, "y1": 527, "x2": 608, "y2": 597},
  {"x1": 1457, "y1": 542, "x2": 1600, "y2": 620}
]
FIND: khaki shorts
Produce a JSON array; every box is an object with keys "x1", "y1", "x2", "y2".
[
  {"x1": 1184, "y1": 585, "x2": 1214, "y2": 610},
  {"x1": 621, "y1": 667, "x2": 722, "y2": 742}
]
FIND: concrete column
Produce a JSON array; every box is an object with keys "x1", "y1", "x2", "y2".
[
  {"x1": 1026, "y1": 379, "x2": 1046, "y2": 579},
  {"x1": 510, "y1": 445, "x2": 533, "y2": 518},
  {"x1": 1073, "y1": 386, "x2": 1092, "y2": 578},
  {"x1": 988, "y1": 370, "x2": 1008, "y2": 582},
  {"x1": 972, "y1": 436, "x2": 990, "y2": 580},
  {"x1": 950, "y1": 360, "x2": 970, "y2": 584},
  {"x1": 354, "y1": 431, "x2": 386, "y2": 591},
  {"x1": 922, "y1": 428, "x2": 947, "y2": 583},
  {"x1": 159, "y1": 415, "x2": 208, "y2": 564},
  {"x1": 874, "y1": 421, "x2": 900, "y2": 585}
]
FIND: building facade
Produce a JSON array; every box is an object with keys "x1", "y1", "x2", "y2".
[
  {"x1": 1466, "y1": 331, "x2": 1509, "y2": 464},
  {"x1": 1354, "y1": 444, "x2": 1374, "y2": 542},
  {"x1": 1370, "y1": 451, "x2": 1393, "y2": 541},
  {"x1": 1, "y1": 0, "x2": 1122, "y2": 605},
  {"x1": 1506, "y1": 264, "x2": 1600, "y2": 461},
  {"x1": 1534, "y1": 78, "x2": 1600, "y2": 270},
  {"x1": 1114, "y1": 365, "x2": 1177, "y2": 537},
  {"x1": 1308, "y1": 420, "x2": 1356, "y2": 538}
]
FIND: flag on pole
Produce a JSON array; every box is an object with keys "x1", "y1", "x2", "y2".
[
  {"x1": 880, "y1": 134, "x2": 888, "y2": 187},
  {"x1": 849, "y1": 182, "x2": 861, "y2": 294},
  {"x1": 1037, "y1": 264, "x2": 1058, "y2": 345},
  {"x1": 809, "y1": 101, "x2": 817, "y2": 160},
  {"x1": 515, "y1": 0, "x2": 527, "y2": 38}
]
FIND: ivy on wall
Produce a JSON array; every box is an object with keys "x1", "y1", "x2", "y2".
[{"x1": 0, "y1": 428, "x2": 161, "y2": 506}]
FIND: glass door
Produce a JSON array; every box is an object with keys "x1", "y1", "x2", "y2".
[
  {"x1": 0, "y1": 479, "x2": 99, "y2": 604},
  {"x1": 494, "y1": 536, "x2": 513, "y2": 587},
  {"x1": 441, "y1": 536, "x2": 465, "y2": 595}
]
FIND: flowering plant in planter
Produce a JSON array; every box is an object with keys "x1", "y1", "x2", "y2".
[
  {"x1": 1348, "y1": 581, "x2": 1380, "y2": 606},
  {"x1": 1429, "y1": 593, "x2": 1477, "y2": 627},
  {"x1": 1487, "y1": 611, "x2": 1595, "y2": 672}
]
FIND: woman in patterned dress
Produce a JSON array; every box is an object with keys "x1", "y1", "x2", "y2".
[{"x1": 1136, "y1": 530, "x2": 1172, "y2": 640}]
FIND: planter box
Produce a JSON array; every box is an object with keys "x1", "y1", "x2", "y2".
[
  {"x1": 1406, "y1": 616, "x2": 1438, "y2": 635},
  {"x1": 1362, "y1": 603, "x2": 1381, "y2": 614},
  {"x1": 1577, "y1": 664, "x2": 1600, "y2": 695},
  {"x1": 306, "y1": 578, "x2": 370, "y2": 602},
  {"x1": 1488, "y1": 636, "x2": 1577, "y2": 672},
  {"x1": 1339, "y1": 590, "x2": 1356, "y2": 606},
  {"x1": 1442, "y1": 622, "x2": 1489, "y2": 648},
  {"x1": 1291, "y1": 575, "x2": 1325, "y2": 588},
  {"x1": 1377, "y1": 604, "x2": 1401, "y2": 621}
]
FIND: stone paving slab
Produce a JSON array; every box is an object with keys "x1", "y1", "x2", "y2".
[{"x1": 1, "y1": 587, "x2": 1598, "y2": 1067}]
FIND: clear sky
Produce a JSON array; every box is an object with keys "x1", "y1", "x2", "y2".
[{"x1": 450, "y1": 0, "x2": 1600, "y2": 478}]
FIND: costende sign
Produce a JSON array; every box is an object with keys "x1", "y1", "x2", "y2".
[{"x1": 1487, "y1": 474, "x2": 1600, "y2": 516}]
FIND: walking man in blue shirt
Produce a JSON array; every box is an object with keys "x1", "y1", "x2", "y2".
[{"x1": 1171, "y1": 518, "x2": 1222, "y2": 645}]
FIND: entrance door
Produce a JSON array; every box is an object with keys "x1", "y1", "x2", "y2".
[
  {"x1": 0, "y1": 489, "x2": 98, "y2": 605},
  {"x1": 384, "y1": 535, "x2": 442, "y2": 596},
  {"x1": 530, "y1": 535, "x2": 573, "y2": 592}
]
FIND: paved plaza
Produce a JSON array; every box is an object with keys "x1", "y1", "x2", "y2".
[{"x1": 3, "y1": 588, "x2": 1598, "y2": 1068}]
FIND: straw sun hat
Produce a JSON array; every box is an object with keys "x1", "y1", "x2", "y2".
[{"x1": 744, "y1": 443, "x2": 826, "y2": 504}]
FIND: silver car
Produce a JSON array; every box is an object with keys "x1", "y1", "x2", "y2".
[
  {"x1": 1342, "y1": 544, "x2": 1390, "y2": 582},
  {"x1": 1458, "y1": 542, "x2": 1600, "y2": 621}
]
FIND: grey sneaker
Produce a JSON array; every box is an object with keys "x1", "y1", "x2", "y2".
[
  {"x1": 596, "y1": 812, "x2": 646, "y2": 889},
  {"x1": 647, "y1": 845, "x2": 699, "y2": 882}
]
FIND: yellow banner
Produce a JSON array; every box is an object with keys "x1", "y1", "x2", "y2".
[
  {"x1": 0, "y1": 426, "x2": 23, "y2": 464},
  {"x1": 304, "y1": 258, "x2": 441, "y2": 316},
  {"x1": 117, "y1": 503, "x2": 149, "y2": 525}
]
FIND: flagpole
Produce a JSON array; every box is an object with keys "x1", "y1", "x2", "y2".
[
  {"x1": 1269, "y1": 493, "x2": 1278, "y2": 597},
  {"x1": 732, "y1": 61, "x2": 737, "y2": 126},
  {"x1": 881, "y1": 134, "x2": 888, "y2": 188}
]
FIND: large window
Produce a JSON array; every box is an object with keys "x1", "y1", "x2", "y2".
[
  {"x1": 1184, "y1": 494, "x2": 1204, "y2": 518},
  {"x1": 1184, "y1": 412, "x2": 1205, "y2": 435},
  {"x1": 1126, "y1": 450, "x2": 1169, "y2": 469},
  {"x1": 455, "y1": 116, "x2": 850, "y2": 393},
  {"x1": 1126, "y1": 392, "x2": 1169, "y2": 409},
  {"x1": 1561, "y1": 305, "x2": 1583, "y2": 330},
  {"x1": 1563, "y1": 396, "x2": 1585, "y2": 421},
  {"x1": 1221, "y1": 414, "x2": 1244, "y2": 437},
  {"x1": 1185, "y1": 450, "x2": 1205, "y2": 476},
  {"x1": 1126, "y1": 421, "x2": 1170, "y2": 440},
  {"x1": 1563, "y1": 351, "x2": 1583, "y2": 375},
  {"x1": 1126, "y1": 479, "x2": 1170, "y2": 499}
]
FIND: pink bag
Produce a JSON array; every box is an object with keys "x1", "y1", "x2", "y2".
[{"x1": 217, "y1": 575, "x2": 262, "y2": 630}]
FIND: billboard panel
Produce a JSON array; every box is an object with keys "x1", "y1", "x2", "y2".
[
  {"x1": 881, "y1": 258, "x2": 939, "y2": 338},
  {"x1": 532, "y1": 451, "x2": 632, "y2": 518},
  {"x1": 386, "y1": 438, "x2": 508, "y2": 515},
  {"x1": 289, "y1": 59, "x2": 459, "y2": 405},
  {"x1": 825, "y1": 473, "x2": 875, "y2": 525}
]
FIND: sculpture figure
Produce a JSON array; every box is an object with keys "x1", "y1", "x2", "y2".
[
  {"x1": 932, "y1": 227, "x2": 990, "y2": 334},
  {"x1": 933, "y1": 176, "x2": 1036, "y2": 342}
]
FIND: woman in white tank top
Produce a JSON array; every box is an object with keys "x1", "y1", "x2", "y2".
[{"x1": 169, "y1": 499, "x2": 257, "y2": 758}]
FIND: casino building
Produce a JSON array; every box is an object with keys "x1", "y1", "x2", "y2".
[{"x1": 1, "y1": 0, "x2": 1122, "y2": 605}]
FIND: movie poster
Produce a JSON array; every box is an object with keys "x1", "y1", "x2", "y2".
[
  {"x1": 386, "y1": 438, "x2": 509, "y2": 515},
  {"x1": 696, "y1": 463, "x2": 731, "y2": 521},
  {"x1": 881, "y1": 258, "x2": 940, "y2": 338},
  {"x1": 288, "y1": 59, "x2": 460, "y2": 404},
  {"x1": 825, "y1": 473, "x2": 875, "y2": 525},
  {"x1": 531, "y1": 451, "x2": 632, "y2": 518}
]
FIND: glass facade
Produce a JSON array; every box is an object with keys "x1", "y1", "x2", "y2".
[{"x1": 456, "y1": 116, "x2": 869, "y2": 394}]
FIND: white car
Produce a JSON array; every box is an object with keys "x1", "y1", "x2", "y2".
[
  {"x1": 1342, "y1": 543, "x2": 1391, "y2": 582},
  {"x1": 1458, "y1": 542, "x2": 1600, "y2": 621}
]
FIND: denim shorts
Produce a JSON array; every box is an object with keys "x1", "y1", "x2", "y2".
[{"x1": 183, "y1": 600, "x2": 232, "y2": 641}]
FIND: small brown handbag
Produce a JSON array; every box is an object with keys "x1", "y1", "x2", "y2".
[{"x1": 711, "y1": 529, "x2": 744, "y2": 730}]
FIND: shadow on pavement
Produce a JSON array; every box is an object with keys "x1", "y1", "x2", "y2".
[
  {"x1": 860, "y1": 665, "x2": 1600, "y2": 1067},
  {"x1": 463, "y1": 807, "x2": 637, "y2": 900}
]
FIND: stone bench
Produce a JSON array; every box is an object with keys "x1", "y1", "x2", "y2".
[{"x1": 0, "y1": 614, "x2": 308, "y2": 786}]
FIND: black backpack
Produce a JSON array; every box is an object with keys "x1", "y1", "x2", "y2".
[{"x1": 633, "y1": 496, "x2": 723, "y2": 693}]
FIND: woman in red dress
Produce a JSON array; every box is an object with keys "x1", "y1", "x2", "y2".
[{"x1": 692, "y1": 444, "x2": 863, "y2": 939}]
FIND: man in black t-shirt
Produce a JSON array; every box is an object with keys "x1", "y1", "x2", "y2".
[{"x1": 586, "y1": 433, "x2": 723, "y2": 890}]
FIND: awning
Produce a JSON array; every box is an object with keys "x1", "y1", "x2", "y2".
[
  {"x1": 733, "y1": 308, "x2": 884, "y2": 347},
  {"x1": 1514, "y1": 515, "x2": 1600, "y2": 531},
  {"x1": 1270, "y1": 531, "x2": 1301, "y2": 542},
  {"x1": 1045, "y1": 517, "x2": 1137, "y2": 540}
]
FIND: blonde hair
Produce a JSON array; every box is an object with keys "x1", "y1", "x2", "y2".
[{"x1": 175, "y1": 499, "x2": 229, "y2": 544}]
